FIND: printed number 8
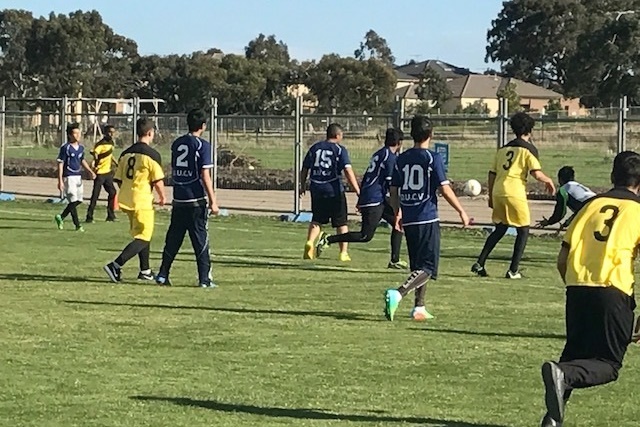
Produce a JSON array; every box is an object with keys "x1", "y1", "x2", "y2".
[
  {"x1": 126, "y1": 157, "x2": 136, "y2": 179},
  {"x1": 502, "y1": 150, "x2": 515, "y2": 170}
]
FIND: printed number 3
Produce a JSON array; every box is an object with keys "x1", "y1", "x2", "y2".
[
  {"x1": 176, "y1": 145, "x2": 189, "y2": 167},
  {"x1": 594, "y1": 205, "x2": 619, "y2": 242},
  {"x1": 502, "y1": 150, "x2": 515, "y2": 170}
]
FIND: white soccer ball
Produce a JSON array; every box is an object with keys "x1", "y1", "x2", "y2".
[{"x1": 463, "y1": 179, "x2": 482, "y2": 197}]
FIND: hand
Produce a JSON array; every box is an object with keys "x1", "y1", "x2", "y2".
[
  {"x1": 299, "y1": 188, "x2": 306, "y2": 197},
  {"x1": 394, "y1": 214, "x2": 404, "y2": 234},
  {"x1": 209, "y1": 201, "x2": 220, "y2": 216},
  {"x1": 535, "y1": 217, "x2": 548, "y2": 229},
  {"x1": 57, "y1": 180, "x2": 63, "y2": 192},
  {"x1": 90, "y1": 171, "x2": 97, "y2": 180},
  {"x1": 158, "y1": 195, "x2": 166, "y2": 207},
  {"x1": 355, "y1": 204, "x2": 361, "y2": 213},
  {"x1": 459, "y1": 211, "x2": 470, "y2": 228},
  {"x1": 545, "y1": 180, "x2": 556, "y2": 195}
]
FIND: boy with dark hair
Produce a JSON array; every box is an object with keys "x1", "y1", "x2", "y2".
[
  {"x1": 86, "y1": 124, "x2": 118, "y2": 223},
  {"x1": 55, "y1": 122, "x2": 96, "y2": 231},
  {"x1": 540, "y1": 151, "x2": 640, "y2": 427},
  {"x1": 536, "y1": 166, "x2": 595, "y2": 230},
  {"x1": 300, "y1": 123, "x2": 361, "y2": 261},
  {"x1": 104, "y1": 118, "x2": 166, "y2": 283},
  {"x1": 384, "y1": 116, "x2": 470, "y2": 321},
  {"x1": 315, "y1": 127, "x2": 406, "y2": 268},
  {"x1": 155, "y1": 108, "x2": 219, "y2": 288},
  {"x1": 471, "y1": 112, "x2": 555, "y2": 279}
]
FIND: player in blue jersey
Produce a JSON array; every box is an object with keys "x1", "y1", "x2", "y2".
[
  {"x1": 155, "y1": 109, "x2": 220, "y2": 288},
  {"x1": 300, "y1": 123, "x2": 361, "y2": 261},
  {"x1": 54, "y1": 122, "x2": 96, "y2": 231},
  {"x1": 315, "y1": 128, "x2": 406, "y2": 268},
  {"x1": 384, "y1": 116, "x2": 470, "y2": 321}
]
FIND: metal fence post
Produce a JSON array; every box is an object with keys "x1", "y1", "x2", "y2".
[
  {"x1": 210, "y1": 97, "x2": 219, "y2": 191},
  {"x1": 497, "y1": 97, "x2": 508, "y2": 148},
  {"x1": 60, "y1": 96, "x2": 68, "y2": 146},
  {"x1": 617, "y1": 95, "x2": 628, "y2": 153},
  {"x1": 132, "y1": 97, "x2": 140, "y2": 144},
  {"x1": 294, "y1": 96, "x2": 302, "y2": 215},
  {"x1": 0, "y1": 96, "x2": 5, "y2": 192}
]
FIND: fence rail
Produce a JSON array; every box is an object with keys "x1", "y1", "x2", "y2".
[{"x1": 0, "y1": 95, "x2": 634, "y2": 214}]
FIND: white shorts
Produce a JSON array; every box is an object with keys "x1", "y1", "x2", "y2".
[{"x1": 64, "y1": 175, "x2": 84, "y2": 203}]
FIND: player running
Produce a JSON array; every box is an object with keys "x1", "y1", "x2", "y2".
[
  {"x1": 86, "y1": 124, "x2": 118, "y2": 223},
  {"x1": 55, "y1": 122, "x2": 96, "y2": 232},
  {"x1": 155, "y1": 109, "x2": 220, "y2": 288},
  {"x1": 535, "y1": 166, "x2": 595, "y2": 230},
  {"x1": 300, "y1": 124, "x2": 360, "y2": 261},
  {"x1": 315, "y1": 128, "x2": 406, "y2": 268},
  {"x1": 103, "y1": 118, "x2": 166, "y2": 283},
  {"x1": 383, "y1": 116, "x2": 470, "y2": 321},
  {"x1": 471, "y1": 112, "x2": 555, "y2": 279}
]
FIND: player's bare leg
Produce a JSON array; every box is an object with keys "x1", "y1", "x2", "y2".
[
  {"x1": 304, "y1": 222, "x2": 322, "y2": 259},
  {"x1": 336, "y1": 225, "x2": 350, "y2": 261}
]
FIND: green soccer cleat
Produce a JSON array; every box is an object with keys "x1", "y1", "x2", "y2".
[
  {"x1": 315, "y1": 232, "x2": 329, "y2": 258},
  {"x1": 387, "y1": 260, "x2": 408, "y2": 270},
  {"x1": 54, "y1": 214, "x2": 64, "y2": 230},
  {"x1": 383, "y1": 288, "x2": 402, "y2": 321}
]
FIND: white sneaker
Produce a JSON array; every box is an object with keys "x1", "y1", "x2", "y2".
[
  {"x1": 410, "y1": 306, "x2": 434, "y2": 321},
  {"x1": 505, "y1": 270, "x2": 522, "y2": 279}
]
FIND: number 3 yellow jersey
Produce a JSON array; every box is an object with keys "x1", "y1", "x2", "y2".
[
  {"x1": 114, "y1": 142, "x2": 164, "y2": 211},
  {"x1": 562, "y1": 188, "x2": 640, "y2": 296},
  {"x1": 490, "y1": 139, "x2": 542, "y2": 199}
]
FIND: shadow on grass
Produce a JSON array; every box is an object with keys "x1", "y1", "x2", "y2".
[
  {"x1": 411, "y1": 327, "x2": 565, "y2": 341},
  {"x1": 0, "y1": 273, "x2": 107, "y2": 284},
  {"x1": 64, "y1": 300, "x2": 384, "y2": 322},
  {"x1": 129, "y1": 396, "x2": 507, "y2": 426}
]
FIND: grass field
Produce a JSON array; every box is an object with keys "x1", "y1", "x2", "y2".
[
  {"x1": 1, "y1": 201, "x2": 639, "y2": 427},
  {"x1": 5, "y1": 141, "x2": 615, "y2": 188}
]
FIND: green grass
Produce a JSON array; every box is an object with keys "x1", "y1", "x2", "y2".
[{"x1": 1, "y1": 201, "x2": 639, "y2": 426}]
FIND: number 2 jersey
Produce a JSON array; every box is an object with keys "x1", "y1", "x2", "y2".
[
  {"x1": 357, "y1": 147, "x2": 397, "y2": 208},
  {"x1": 303, "y1": 141, "x2": 352, "y2": 198},
  {"x1": 490, "y1": 138, "x2": 542, "y2": 200},
  {"x1": 114, "y1": 142, "x2": 164, "y2": 211},
  {"x1": 562, "y1": 188, "x2": 640, "y2": 296},
  {"x1": 170, "y1": 134, "x2": 213, "y2": 207},
  {"x1": 391, "y1": 147, "x2": 449, "y2": 226}
]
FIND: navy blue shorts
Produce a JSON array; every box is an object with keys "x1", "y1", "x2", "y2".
[{"x1": 404, "y1": 222, "x2": 440, "y2": 279}]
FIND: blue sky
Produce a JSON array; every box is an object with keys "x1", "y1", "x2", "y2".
[{"x1": 4, "y1": 0, "x2": 504, "y2": 71}]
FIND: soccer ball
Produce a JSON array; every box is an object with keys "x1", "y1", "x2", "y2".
[{"x1": 463, "y1": 179, "x2": 482, "y2": 197}]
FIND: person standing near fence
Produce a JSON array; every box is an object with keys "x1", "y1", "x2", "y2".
[
  {"x1": 155, "y1": 109, "x2": 219, "y2": 288},
  {"x1": 86, "y1": 124, "x2": 118, "y2": 223},
  {"x1": 299, "y1": 123, "x2": 360, "y2": 261},
  {"x1": 55, "y1": 123, "x2": 96, "y2": 232}
]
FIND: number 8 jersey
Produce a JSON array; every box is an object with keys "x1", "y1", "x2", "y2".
[
  {"x1": 170, "y1": 134, "x2": 213, "y2": 206},
  {"x1": 490, "y1": 138, "x2": 542, "y2": 200},
  {"x1": 391, "y1": 147, "x2": 449, "y2": 226},
  {"x1": 114, "y1": 142, "x2": 164, "y2": 211}
]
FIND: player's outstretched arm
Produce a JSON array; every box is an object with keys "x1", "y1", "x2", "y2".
[
  {"x1": 344, "y1": 167, "x2": 360, "y2": 197},
  {"x1": 153, "y1": 180, "x2": 166, "y2": 206},
  {"x1": 299, "y1": 168, "x2": 309, "y2": 197},
  {"x1": 531, "y1": 170, "x2": 556, "y2": 194},
  {"x1": 56, "y1": 162, "x2": 64, "y2": 192},
  {"x1": 201, "y1": 169, "x2": 219, "y2": 215},
  {"x1": 440, "y1": 184, "x2": 470, "y2": 227},
  {"x1": 557, "y1": 245, "x2": 569, "y2": 284},
  {"x1": 388, "y1": 186, "x2": 403, "y2": 232}
]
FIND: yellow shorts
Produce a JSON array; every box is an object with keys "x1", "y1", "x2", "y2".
[
  {"x1": 123, "y1": 209, "x2": 155, "y2": 242},
  {"x1": 492, "y1": 196, "x2": 530, "y2": 227}
]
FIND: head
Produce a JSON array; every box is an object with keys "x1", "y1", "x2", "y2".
[
  {"x1": 557, "y1": 166, "x2": 575, "y2": 186},
  {"x1": 326, "y1": 123, "x2": 343, "y2": 142},
  {"x1": 384, "y1": 128, "x2": 404, "y2": 151},
  {"x1": 611, "y1": 151, "x2": 640, "y2": 191},
  {"x1": 103, "y1": 124, "x2": 116, "y2": 142},
  {"x1": 510, "y1": 112, "x2": 535, "y2": 138},
  {"x1": 66, "y1": 122, "x2": 81, "y2": 143},
  {"x1": 410, "y1": 115, "x2": 433, "y2": 144},
  {"x1": 187, "y1": 108, "x2": 207, "y2": 133},
  {"x1": 136, "y1": 117, "x2": 155, "y2": 143}
]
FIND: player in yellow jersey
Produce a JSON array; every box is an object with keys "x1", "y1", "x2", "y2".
[
  {"x1": 103, "y1": 118, "x2": 166, "y2": 283},
  {"x1": 471, "y1": 112, "x2": 555, "y2": 279},
  {"x1": 86, "y1": 124, "x2": 117, "y2": 223},
  {"x1": 539, "y1": 151, "x2": 640, "y2": 427}
]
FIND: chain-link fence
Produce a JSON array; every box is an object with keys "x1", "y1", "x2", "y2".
[{"x1": 0, "y1": 96, "x2": 633, "y2": 214}]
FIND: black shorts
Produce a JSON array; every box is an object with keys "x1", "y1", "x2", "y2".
[
  {"x1": 404, "y1": 222, "x2": 440, "y2": 278},
  {"x1": 359, "y1": 200, "x2": 396, "y2": 232},
  {"x1": 561, "y1": 286, "x2": 636, "y2": 368},
  {"x1": 311, "y1": 193, "x2": 348, "y2": 228}
]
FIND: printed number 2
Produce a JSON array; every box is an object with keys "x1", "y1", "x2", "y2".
[
  {"x1": 314, "y1": 149, "x2": 332, "y2": 168},
  {"x1": 594, "y1": 205, "x2": 620, "y2": 242},
  {"x1": 125, "y1": 157, "x2": 136, "y2": 179},
  {"x1": 176, "y1": 145, "x2": 189, "y2": 167},
  {"x1": 502, "y1": 150, "x2": 515, "y2": 170},
  {"x1": 402, "y1": 164, "x2": 424, "y2": 191}
]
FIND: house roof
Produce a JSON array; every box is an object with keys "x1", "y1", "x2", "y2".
[
  {"x1": 395, "y1": 70, "x2": 417, "y2": 81},
  {"x1": 393, "y1": 83, "x2": 420, "y2": 100},
  {"x1": 505, "y1": 78, "x2": 563, "y2": 99},
  {"x1": 395, "y1": 59, "x2": 473, "y2": 80}
]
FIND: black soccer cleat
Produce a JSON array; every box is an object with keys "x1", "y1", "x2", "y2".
[
  {"x1": 137, "y1": 271, "x2": 155, "y2": 281},
  {"x1": 155, "y1": 275, "x2": 172, "y2": 286},
  {"x1": 471, "y1": 263, "x2": 488, "y2": 277},
  {"x1": 103, "y1": 262, "x2": 122, "y2": 283},
  {"x1": 541, "y1": 361, "x2": 567, "y2": 425},
  {"x1": 540, "y1": 413, "x2": 562, "y2": 427}
]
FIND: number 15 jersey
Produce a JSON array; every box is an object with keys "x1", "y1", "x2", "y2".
[
  {"x1": 490, "y1": 138, "x2": 542, "y2": 200},
  {"x1": 114, "y1": 142, "x2": 164, "y2": 211},
  {"x1": 562, "y1": 188, "x2": 640, "y2": 296}
]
